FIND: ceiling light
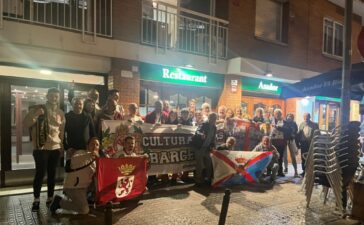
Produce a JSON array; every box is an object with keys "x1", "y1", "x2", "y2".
[
  {"x1": 40, "y1": 69, "x2": 52, "y2": 75},
  {"x1": 185, "y1": 64, "x2": 194, "y2": 68},
  {"x1": 265, "y1": 72, "x2": 273, "y2": 77}
]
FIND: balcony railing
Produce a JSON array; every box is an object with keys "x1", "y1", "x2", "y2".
[
  {"x1": 1, "y1": 0, "x2": 112, "y2": 39},
  {"x1": 142, "y1": 0, "x2": 229, "y2": 60}
]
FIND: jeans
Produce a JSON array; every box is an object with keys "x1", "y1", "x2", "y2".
[
  {"x1": 33, "y1": 149, "x2": 60, "y2": 199},
  {"x1": 194, "y1": 148, "x2": 213, "y2": 184},
  {"x1": 284, "y1": 141, "x2": 298, "y2": 172}
]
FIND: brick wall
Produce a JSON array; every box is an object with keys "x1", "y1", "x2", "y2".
[
  {"x1": 111, "y1": 58, "x2": 140, "y2": 109},
  {"x1": 228, "y1": 0, "x2": 362, "y2": 73},
  {"x1": 112, "y1": 0, "x2": 141, "y2": 43},
  {"x1": 218, "y1": 75, "x2": 242, "y2": 109}
]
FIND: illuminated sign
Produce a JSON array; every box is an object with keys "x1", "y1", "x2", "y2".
[
  {"x1": 139, "y1": 63, "x2": 224, "y2": 88},
  {"x1": 258, "y1": 81, "x2": 279, "y2": 92},
  {"x1": 162, "y1": 68, "x2": 207, "y2": 83},
  {"x1": 242, "y1": 77, "x2": 285, "y2": 95}
]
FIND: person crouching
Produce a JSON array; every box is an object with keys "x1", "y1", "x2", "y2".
[
  {"x1": 49, "y1": 137, "x2": 99, "y2": 214},
  {"x1": 252, "y1": 136, "x2": 280, "y2": 183}
]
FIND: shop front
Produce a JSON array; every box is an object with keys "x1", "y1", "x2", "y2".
[
  {"x1": 0, "y1": 64, "x2": 107, "y2": 187},
  {"x1": 240, "y1": 76, "x2": 287, "y2": 119},
  {"x1": 294, "y1": 96, "x2": 360, "y2": 130},
  {"x1": 139, "y1": 62, "x2": 225, "y2": 115}
]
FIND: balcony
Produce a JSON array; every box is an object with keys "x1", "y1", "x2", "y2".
[
  {"x1": 141, "y1": 0, "x2": 229, "y2": 60},
  {"x1": 1, "y1": 0, "x2": 112, "y2": 39}
]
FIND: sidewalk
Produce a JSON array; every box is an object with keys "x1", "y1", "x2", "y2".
[{"x1": 0, "y1": 178, "x2": 361, "y2": 225}]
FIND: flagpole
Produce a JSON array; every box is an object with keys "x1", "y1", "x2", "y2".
[{"x1": 340, "y1": 0, "x2": 353, "y2": 127}]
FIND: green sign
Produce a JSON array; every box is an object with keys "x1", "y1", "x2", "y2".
[
  {"x1": 241, "y1": 77, "x2": 285, "y2": 95},
  {"x1": 139, "y1": 63, "x2": 224, "y2": 88}
]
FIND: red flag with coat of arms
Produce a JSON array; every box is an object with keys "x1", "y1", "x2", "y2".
[{"x1": 96, "y1": 157, "x2": 148, "y2": 205}]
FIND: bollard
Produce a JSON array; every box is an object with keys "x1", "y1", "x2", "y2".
[
  {"x1": 105, "y1": 201, "x2": 113, "y2": 225},
  {"x1": 218, "y1": 189, "x2": 231, "y2": 225}
]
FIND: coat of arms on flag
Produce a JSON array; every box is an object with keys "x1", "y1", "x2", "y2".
[
  {"x1": 211, "y1": 150, "x2": 273, "y2": 187},
  {"x1": 96, "y1": 157, "x2": 148, "y2": 204},
  {"x1": 115, "y1": 164, "x2": 136, "y2": 198}
]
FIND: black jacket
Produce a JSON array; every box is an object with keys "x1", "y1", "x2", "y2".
[
  {"x1": 192, "y1": 121, "x2": 217, "y2": 150},
  {"x1": 64, "y1": 111, "x2": 96, "y2": 150}
]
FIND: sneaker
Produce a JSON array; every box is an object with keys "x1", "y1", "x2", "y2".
[
  {"x1": 32, "y1": 201, "x2": 40, "y2": 212},
  {"x1": 294, "y1": 172, "x2": 300, "y2": 178},
  {"x1": 277, "y1": 173, "x2": 285, "y2": 177},
  {"x1": 49, "y1": 195, "x2": 62, "y2": 213},
  {"x1": 284, "y1": 168, "x2": 288, "y2": 173}
]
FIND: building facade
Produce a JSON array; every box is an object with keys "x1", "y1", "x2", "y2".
[{"x1": 0, "y1": 0, "x2": 362, "y2": 186}]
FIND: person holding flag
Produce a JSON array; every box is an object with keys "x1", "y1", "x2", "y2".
[
  {"x1": 49, "y1": 137, "x2": 100, "y2": 214},
  {"x1": 253, "y1": 136, "x2": 279, "y2": 183}
]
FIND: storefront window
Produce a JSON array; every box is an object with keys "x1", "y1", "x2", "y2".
[{"x1": 11, "y1": 85, "x2": 49, "y2": 170}]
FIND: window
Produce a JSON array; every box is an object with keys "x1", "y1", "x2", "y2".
[
  {"x1": 255, "y1": 0, "x2": 288, "y2": 44},
  {"x1": 323, "y1": 18, "x2": 343, "y2": 58}
]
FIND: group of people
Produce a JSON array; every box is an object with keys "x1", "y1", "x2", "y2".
[{"x1": 24, "y1": 86, "x2": 319, "y2": 215}]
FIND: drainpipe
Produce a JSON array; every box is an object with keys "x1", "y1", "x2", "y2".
[{"x1": 340, "y1": 0, "x2": 353, "y2": 127}]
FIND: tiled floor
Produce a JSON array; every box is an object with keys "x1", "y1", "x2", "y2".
[{"x1": 0, "y1": 177, "x2": 362, "y2": 225}]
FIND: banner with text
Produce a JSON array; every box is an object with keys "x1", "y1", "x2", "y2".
[{"x1": 101, "y1": 120, "x2": 197, "y2": 175}]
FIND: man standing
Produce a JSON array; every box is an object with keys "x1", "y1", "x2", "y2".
[
  {"x1": 270, "y1": 109, "x2": 289, "y2": 177},
  {"x1": 145, "y1": 100, "x2": 168, "y2": 124},
  {"x1": 297, "y1": 113, "x2": 319, "y2": 177},
  {"x1": 23, "y1": 88, "x2": 66, "y2": 212},
  {"x1": 64, "y1": 97, "x2": 96, "y2": 158},
  {"x1": 194, "y1": 113, "x2": 217, "y2": 186}
]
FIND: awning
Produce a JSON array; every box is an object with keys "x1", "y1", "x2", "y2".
[{"x1": 280, "y1": 62, "x2": 364, "y2": 100}]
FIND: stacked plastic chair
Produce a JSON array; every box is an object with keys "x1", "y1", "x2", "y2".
[{"x1": 303, "y1": 123, "x2": 360, "y2": 214}]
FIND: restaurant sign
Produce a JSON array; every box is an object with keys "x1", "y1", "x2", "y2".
[
  {"x1": 242, "y1": 77, "x2": 285, "y2": 95},
  {"x1": 140, "y1": 63, "x2": 224, "y2": 88}
]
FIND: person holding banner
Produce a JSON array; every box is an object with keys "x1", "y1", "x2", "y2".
[
  {"x1": 194, "y1": 110, "x2": 204, "y2": 126},
  {"x1": 270, "y1": 109, "x2": 290, "y2": 177},
  {"x1": 253, "y1": 136, "x2": 280, "y2": 183},
  {"x1": 145, "y1": 100, "x2": 168, "y2": 124},
  {"x1": 166, "y1": 110, "x2": 179, "y2": 125},
  {"x1": 193, "y1": 113, "x2": 218, "y2": 186},
  {"x1": 49, "y1": 138, "x2": 99, "y2": 214},
  {"x1": 124, "y1": 103, "x2": 143, "y2": 123}
]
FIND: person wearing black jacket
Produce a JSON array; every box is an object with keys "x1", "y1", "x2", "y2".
[
  {"x1": 193, "y1": 113, "x2": 217, "y2": 186},
  {"x1": 284, "y1": 113, "x2": 299, "y2": 177},
  {"x1": 64, "y1": 97, "x2": 96, "y2": 158},
  {"x1": 270, "y1": 109, "x2": 290, "y2": 177}
]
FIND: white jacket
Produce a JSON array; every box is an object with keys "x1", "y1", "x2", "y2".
[{"x1": 63, "y1": 150, "x2": 96, "y2": 189}]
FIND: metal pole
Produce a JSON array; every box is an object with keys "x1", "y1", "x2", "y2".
[
  {"x1": 104, "y1": 202, "x2": 113, "y2": 225},
  {"x1": 218, "y1": 189, "x2": 231, "y2": 225},
  {"x1": 340, "y1": 0, "x2": 353, "y2": 128}
]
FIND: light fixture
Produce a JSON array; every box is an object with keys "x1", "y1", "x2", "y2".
[
  {"x1": 265, "y1": 63, "x2": 273, "y2": 77},
  {"x1": 185, "y1": 64, "x2": 194, "y2": 68},
  {"x1": 40, "y1": 69, "x2": 52, "y2": 75},
  {"x1": 153, "y1": 95, "x2": 159, "y2": 99}
]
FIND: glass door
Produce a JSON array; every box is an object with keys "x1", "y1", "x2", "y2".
[{"x1": 11, "y1": 85, "x2": 50, "y2": 170}]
